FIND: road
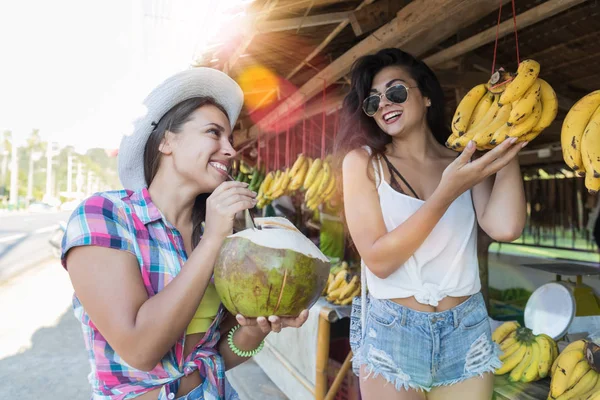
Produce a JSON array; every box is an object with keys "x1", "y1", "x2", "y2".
[{"x1": 0, "y1": 210, "x2": 72, "y2": 283}]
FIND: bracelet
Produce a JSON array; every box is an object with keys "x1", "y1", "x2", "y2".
[{"x1": 227, "y1": 324, "x2": 265, "y2": 358}]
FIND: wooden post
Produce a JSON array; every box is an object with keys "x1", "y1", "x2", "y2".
[
  {"x1": 315, "y1": 308, "x2": 332, "y2": 400},
  {"x1": 324, "y1": 351, "x2": 353, "y2": 400}
]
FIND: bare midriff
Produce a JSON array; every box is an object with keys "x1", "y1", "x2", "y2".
[{"x1": 390, "y1": 295, "x2": 471, "y2": 312}]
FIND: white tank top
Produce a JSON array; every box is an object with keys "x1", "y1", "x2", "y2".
[{"x1": 360, "y1": 146, "x2": 481, "y2": 307}]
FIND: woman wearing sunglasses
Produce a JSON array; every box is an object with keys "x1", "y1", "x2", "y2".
[{"x1": 334, "y1": 48, "x2": 526, "y2": 399}]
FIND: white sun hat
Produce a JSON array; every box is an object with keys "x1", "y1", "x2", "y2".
[{"x1": 118, "y1": 67, "x2": 244, "y2": 191}]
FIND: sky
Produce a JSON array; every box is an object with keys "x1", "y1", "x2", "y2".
[{"x1": 0, "y1": 0, "x2": 250, "y2": 152}]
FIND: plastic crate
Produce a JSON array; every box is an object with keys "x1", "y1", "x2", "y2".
[{"x1": 327, "y1": 358, "x2": 361, "y2": 400}]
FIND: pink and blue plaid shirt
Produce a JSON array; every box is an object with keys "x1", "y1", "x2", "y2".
[{"x1": 62, "y1": 188, "x2": 228, "y2": 400}]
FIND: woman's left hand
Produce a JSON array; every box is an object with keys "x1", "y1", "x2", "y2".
[{"x1": 235, "y1": 310, "x2": 309, "y2": 334}]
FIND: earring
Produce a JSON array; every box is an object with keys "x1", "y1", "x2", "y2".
[{"x1": 427, "y1": 100, "x2": 432, "y2": 107}]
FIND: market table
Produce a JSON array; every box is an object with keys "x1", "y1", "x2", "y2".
[{"x1": 493, "y1": 375, "x2": 550, "y2": 399}]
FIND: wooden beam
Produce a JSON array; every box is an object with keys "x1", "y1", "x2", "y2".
[
  {"x1": 348, "y1": 0, "x2": 409, "y2": 36},
  {"x1": 236, "y1": 0, "x2": 513, "y2": 146},
  {"x1": 257, "y1": 12, "x2": 350, "y2": 33},
  {"x1": 422, "y1": 0, "x2": 587, "y2": 67},
  {"x1": 247, "y1": 0, "x2": 376, "y2": 115},
  {"x1": 223, "y1": 0, "x2": 278, "y2": 74},
  {"x1": 435, "y1": 70, "x2": 490, "y2": 89}
]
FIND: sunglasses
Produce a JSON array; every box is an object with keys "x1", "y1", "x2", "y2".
[{"x1": 362, "y1": 84, "x2": 418, "y2": 117}]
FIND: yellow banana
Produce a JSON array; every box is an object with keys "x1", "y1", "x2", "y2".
[
  {"x1": 452, "y1": 84, "x2": 488, "y2": 136},
  {"x1": 562, "y1": 90, "x2": 600, "y2": 174},
  {"x1": 303, "y1": 158, "x2": 322, "y2": 189},
  {"x1": 492, "y1": 321, "x2": 521, "y2": 344},
  {"x1": 500, "y1": 341, "x2": 522, "y2": 362},
  {"x1": 522, "y1": 341, "x2": 542, "y2": 383},
  {"x1": 339, "y1": 285, "x2": 361, "y2": 305},
  {"x1": 473, "y1": 103, "x2": 512, "y2": 149},
  {"x1": 556, "y1": 369, "x2": 599, "y2": 400},
  {"x1": 327, "y1": 281, "x2": 348, "y2": 301},
  {"x1": 507, "y1": 99, "x2": 542, "y2": 139},
  {"x1": 551, "y1": 350, "x2": 586, "y2": 398},
  {"x1": 327, "y1": 269, "x2": 348, "y2": 293},
  {"x1": 322, "y1": 274, "x2": 333, "y2": 296},
  {"x1": 582, "y1": 377, "x2": 600, "y2": 399},
  {"x1": 489, "y1": 123, "x2": 511, "y2": 146},
  {"x1": 290, "y1": 154, "x2": 306, "y2": 177},
  {"x1": 567, "y1": 359, "x2": 592, "y2": 389},
  {"x1": 508, "y1": 80, "x2": 541, "y2": 126},
  {"x1": 495, "y1": 343, "x2": 527, "y2": 375},
  {"x1": 509, "y1": 344, "x2": 533, "y2": 382},
  {"x1": 317, "y1": 162, "x2": 332, "y2": 194},
  {"x1": 280, "y1": 168, "x2": 292, "y2": 192},
  {"x1": 339, "y1": 275, "x2": 359, "y2": 299},
  {"x1": 320, "y1": 173, "x2": 337, "y2": 200},
  {"x1": 530, "y1": 78, "x2": 558, "y2": 134},
  {"x1": 499, "y1": 332, "x2": 518, "y2": 351},
  {"x1": 581, "y1": 105, "x2": 600, "y2": 194},
  {"x1": 452, "y1": 96, "x2": 501, "y2": 151},
  {"x1": 258, "y1": 172, "x2": 275, "y2": 196},
  {"x1": 445, "y1": 132, "x2": 460, "y2": 149},
  {"x1": 536, "y1": 335, "x2": 553, "y2": 378},
  {"x1": 469, "y1": 92, "x2": 495, "y2": 128},
  {"x1": 289, "y1": 158, "x2": 309, "y2": 191},
  {"x1": 499, "y1": 59, "x2": 541, "y2": 106}
]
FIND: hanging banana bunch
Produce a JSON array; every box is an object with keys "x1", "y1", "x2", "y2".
[{"x1": 446, "y1": 59, "x2": 558, "y2": 152}]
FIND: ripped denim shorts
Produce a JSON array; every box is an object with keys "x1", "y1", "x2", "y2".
[{"x1": 349, "y1": 292, "x2": 501, "y2": 392}]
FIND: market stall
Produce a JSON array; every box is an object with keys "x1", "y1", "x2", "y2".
[{"x1": 195, "y1": 0, "x2": 600, "y2": 398}]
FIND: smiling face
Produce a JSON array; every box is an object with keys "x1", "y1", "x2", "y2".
[
  {"x1": 158, "y1": 104, "x2": 236, "y2": 193},
  {"x1": 368, "y1": 66, "x2": 430, "y2": 137}
]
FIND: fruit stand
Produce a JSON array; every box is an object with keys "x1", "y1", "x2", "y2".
[{"x1": 200, "y1": 0, "x2": 600, "y2": 398}]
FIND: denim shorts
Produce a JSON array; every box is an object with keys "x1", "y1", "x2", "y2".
[{"x1": 349, "y1": 292, "x2": 501, "y2": 392}]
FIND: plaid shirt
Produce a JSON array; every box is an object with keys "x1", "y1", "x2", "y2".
[{"x1": 62, "y1": 188, "x2": 227, "y2": 400}]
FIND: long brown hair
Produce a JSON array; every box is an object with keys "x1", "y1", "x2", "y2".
[
  {"x1": 333, "y1": 48, "x2": 450, "y2": 180},
  {"x1": 143, "y1": 97, "x2": 230, "y2": 249}
]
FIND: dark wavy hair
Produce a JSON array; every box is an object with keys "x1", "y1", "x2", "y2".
[
  {"x1": 333, "y1": 48, "x2": 450, "y2": 178},
  {"x1": 144, "y1": 97, "x2": 229, "y2": 249}
]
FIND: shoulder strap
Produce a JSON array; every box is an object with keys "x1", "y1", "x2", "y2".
[
  {"x1": 381, "y1": 154, "x2": 420, "y2": 200},
  {"x1": 362, "y1": 146, "x2": 381, "y2": 188}
]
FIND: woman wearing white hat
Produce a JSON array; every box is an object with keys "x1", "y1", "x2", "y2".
[{"x1": 61, "y1": 68, "x2": 309, "y2": 400}]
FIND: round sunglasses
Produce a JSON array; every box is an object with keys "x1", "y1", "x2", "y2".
[{"x1": 362, "y1": 84, "x2": 418, "y2": 117}]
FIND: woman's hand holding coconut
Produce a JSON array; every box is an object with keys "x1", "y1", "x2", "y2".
[{"x1": 203, "y1": 181, "x2": 310, "y2": 334}]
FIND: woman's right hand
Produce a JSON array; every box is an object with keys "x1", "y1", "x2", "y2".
[
  {"x1": 204, "y1": 181, "x2": 257, "y2": 240},
  {"x1": 437, "y1": 137, "x2": 525, "y2": 203}
]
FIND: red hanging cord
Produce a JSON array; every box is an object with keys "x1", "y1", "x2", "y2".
[
  {"x1": 321, "y1": 80, "x2": 326, "y2": 159},
  {"x1": 511, "y1": 0, "x2": 520, "y2": 65},
  {"x1": 302, "y1": 106, "x2": 307, "y2": 155},
  {"x1": 266, "y1": 135, "x2": 270, "y2": 172},
  {"x1": 257, "y1": 128, "x2": 261, "y2": 168},
  {"x1": 286, "y1": 115, "x2": 290, "y2": 168},
  {"x1": 333, "y1": 110, "x2": 339, "y2": 140},
  {"x1": 491, "y1": 1, "x2": 503, "y2": 75},
  {"x1": 491, "y1": 0, "x2": 521, "y2": 74},
  {"x1": 275, "y1": 121, "x2": 280, "y2": 170}
]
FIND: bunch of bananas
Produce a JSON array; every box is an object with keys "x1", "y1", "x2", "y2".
[
  {"x1": 254, "y1": 153, "x2": 338, "y2": 211},
  {"x1": 447, "y1": 59, "x2": 558, "y2": 151},
  {"x1": 548, "y1": 340, "x2": 600, "y2": 399},
  {"x1": 560, "y1": 90, "x2": 600, "y2": 194},
  {"x1": 231, "y1": 160, "x2": 266, "y2": 193},
  {"x1": 322, "y1": 263, "x2": 361, "y2": 306},
  {"x1": 301, "y1": 155, "x2": 338, "y2": 212},
  {"x1": 493, "y1": 321, "x2": 558, "y2": 383}
]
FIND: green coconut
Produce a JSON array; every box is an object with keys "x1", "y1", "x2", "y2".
[{"x1": 214, "y1": 217, "x2": 330, "y2": 317}]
